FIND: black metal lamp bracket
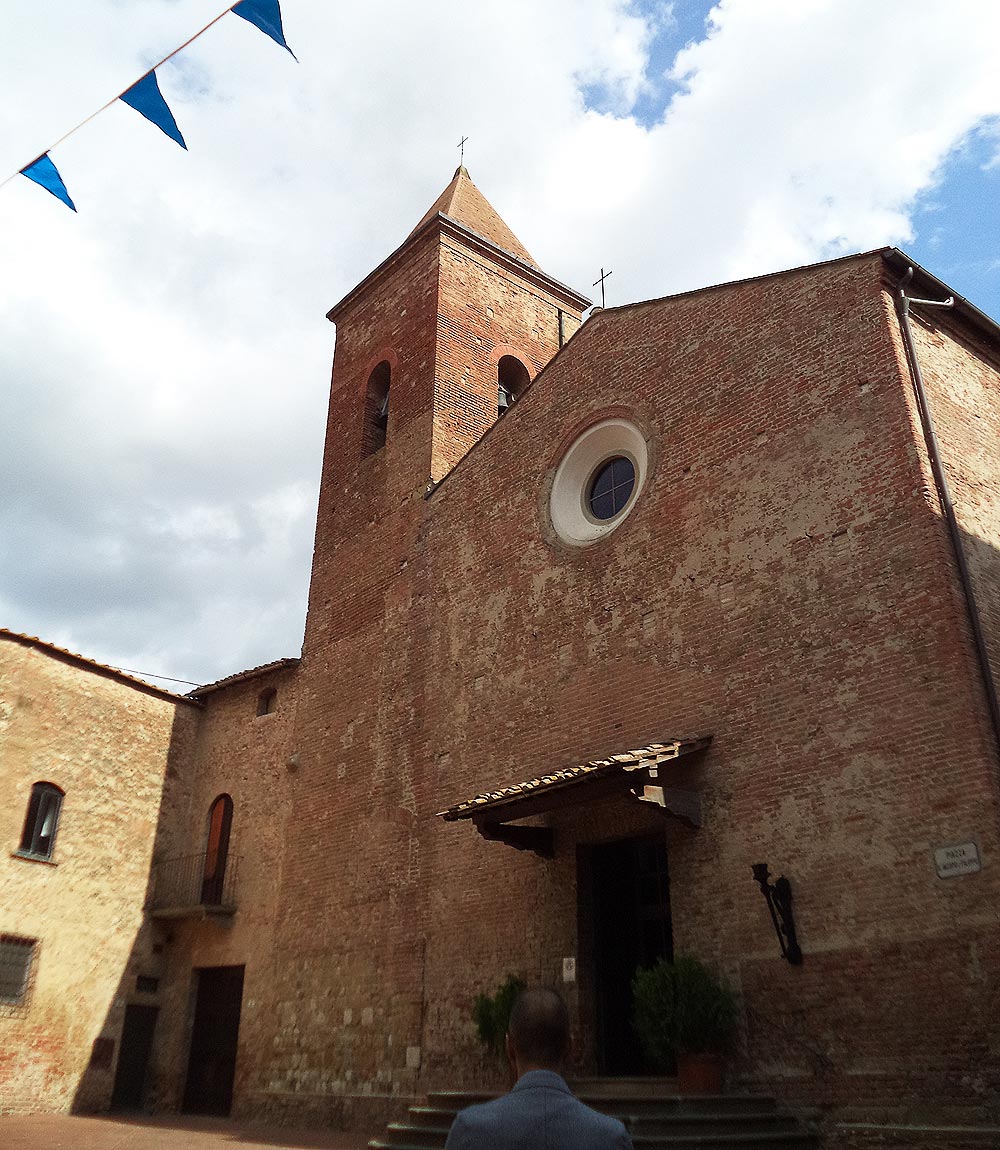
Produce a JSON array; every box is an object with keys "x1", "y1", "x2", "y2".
[{"x1": 751, "y1": 862, "x2": 803, "y2": 965}]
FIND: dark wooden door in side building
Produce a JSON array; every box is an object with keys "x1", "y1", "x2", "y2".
[
  {"x1": 182, "y1": 965, "x2": 245, "y2": 1115},
  {"x1": 591, "y1": 835, "x2": 674, "y2": 1075},
  {"x1": 110, "y1": 1004, "x2": 158, "y2": 1111}
]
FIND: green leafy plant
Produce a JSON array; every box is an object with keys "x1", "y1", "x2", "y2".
[
  {"x1": 472, "y1": 974, "x2": 526, "y2": 1056},
  {"x1": 632, "y1": 956, "x2": 738, "y2": 1069}
]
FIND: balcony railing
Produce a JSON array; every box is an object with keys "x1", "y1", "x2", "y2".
[{"x1": 148, "y1": 851, "x2": 239, "y2": 919}]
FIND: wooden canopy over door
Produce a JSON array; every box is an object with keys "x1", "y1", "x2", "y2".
[{"x1": 436, "y1": 737, "x2": 710, "y2": 858}]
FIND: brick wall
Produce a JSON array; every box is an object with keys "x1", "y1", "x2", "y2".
[
  {"x1": 229, "y1": 248, "x2": 1000, "y2": 1131},
  {"x1": 900, "y1": 300, "x2": 1000, "y2": 739},
  {"x1": 201, "y1": 246, "x2": 1000, "y2": 1136},
  {"x1": 237, "y1": 214, "x2": 583, "y2": 1124},
  {"x1": 409, "y1": 253, "x2": 1000, "y2": 1119},
  {"x1": 431, "y1": 226, "x2": 583, "y2": 478},
  {"x1": 11, "y1": 234, "x2": 996, "y2": 1139}
]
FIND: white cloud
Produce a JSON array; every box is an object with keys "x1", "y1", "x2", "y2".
[{"x1": 1, "y1": 0, "x2": 999, "y2": 685}]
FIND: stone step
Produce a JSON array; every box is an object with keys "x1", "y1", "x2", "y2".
[
  {"x1": 381, "y1": 1123, "x2": 451, "y2": 1149},
  {"x1": 371, "y1": 1133, "x2": 818, "y2": 1150},
  {"x1": 371, "y1": 1083, "x2": 818, "y2": 1150},
  {"x1": 571, "y1": 1075, "x2": 680, "y2": 1097},
  {"x1": 630, "y1": 1112, "x2": 801, "y2": 1137},
  {"x1": 423, "y1": 1090, "x2": 497, "y2": 1111},
  {"x1": 631, "y1": 1136, "x2": 816, "y2": 1150},
  {"x1": 582, "y1": 1094, "x2": 781, "y2": 1116},
  {"x1": 406, "y1": 1107, "x2": 463, "y2": 1128},
  {"x1": 370, "y1": 1142, "x2": 441, "y2": 1150},
  {"x1": 423, "y1": 1090, "x2": 781, "y2": 1118}
]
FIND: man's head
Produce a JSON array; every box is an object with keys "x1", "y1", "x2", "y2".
[{"x1": 505, "y1": 987, "x2": 570, "y2": 1075}]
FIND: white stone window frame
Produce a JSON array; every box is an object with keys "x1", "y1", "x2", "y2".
[{"x1": 547, "y1": 417, "x2": 650, "y2": 547}]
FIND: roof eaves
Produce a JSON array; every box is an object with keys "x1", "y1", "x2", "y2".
[
  {"x1": 589, "y1": 247, "x2": 895, "y2": 322},
  {"x1": 0, "y1": 629, "x2": 202, "y2": 706},
  {"x1": 436, "y1": 214, "x2": 590, "y2": 310},
  {"x1": 327, "y1": 211, "x2": 589, "y2": 323},
  {"x1": 188, "y1": 657, "x2": 301, "y2": 699},
  {"x1": 882, "y1": 247, "x2": 1000, "y2": 346},
  {"x1": 582, "y1": 246, "x2": 998, "y2": 343}
]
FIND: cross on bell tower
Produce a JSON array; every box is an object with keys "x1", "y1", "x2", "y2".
[{"x1": 593, "y1": 266, "x2": 613, "y2": 308}]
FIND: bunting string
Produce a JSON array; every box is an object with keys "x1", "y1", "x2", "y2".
[{"x1": 3, "y1": 0, "x2": 295, "y2": 211}]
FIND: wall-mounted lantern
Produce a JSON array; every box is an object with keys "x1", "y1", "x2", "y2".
[{"x1": 751, "y1": 863, "x2": 803, "y2": 965}]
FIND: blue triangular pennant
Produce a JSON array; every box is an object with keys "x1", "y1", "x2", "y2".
[
  {"x1": 120, "y1": 71, "x2": 187, "y2": 150},
  {"x1": 233, "y1": 0, "x2": 297, "y2": 60},
  {"x1": 20, "y1": 154, "x2": 76, "y2": 212}
]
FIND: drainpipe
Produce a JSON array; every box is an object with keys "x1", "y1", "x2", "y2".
[{"x1": 894, "y1": 267, "x2": 1000, "y2": 763}]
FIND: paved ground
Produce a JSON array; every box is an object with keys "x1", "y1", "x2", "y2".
[{"x1": 0, "y1": 1113, "x2": 370, "y2": 1150}]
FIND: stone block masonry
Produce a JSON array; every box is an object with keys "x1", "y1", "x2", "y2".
[{"x1": 0, "y1": 633, "x2": 199, "y2": 1115}]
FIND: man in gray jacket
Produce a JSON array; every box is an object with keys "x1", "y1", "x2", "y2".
[{"x1": 444, "y1": 987, "x2": 633, "y2": 1150}]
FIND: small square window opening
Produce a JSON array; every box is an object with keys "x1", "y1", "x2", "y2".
[{"x1": 0, "y1": 935, "x2": 37, "y2": 1006}]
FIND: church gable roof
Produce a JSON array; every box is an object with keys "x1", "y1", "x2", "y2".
[{"x1": 409, "y1": 166, "x2": 538, "y2": 268}]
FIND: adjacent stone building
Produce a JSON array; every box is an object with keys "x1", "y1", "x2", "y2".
[
  {"x1": 0, "y1": 631, "x2": 198, "y2": 1114},
  {"x1": 3, "y1": 168, "x2": 1000, "y2": 1145}
]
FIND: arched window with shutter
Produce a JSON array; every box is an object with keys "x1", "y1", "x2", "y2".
[{"x1": 201, "y1": 794, "x2": 233, "y2": 905}]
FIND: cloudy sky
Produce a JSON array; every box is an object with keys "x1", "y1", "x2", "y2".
[{"x1": 2, "y1": 0, "x2": 999, "y2": 690}]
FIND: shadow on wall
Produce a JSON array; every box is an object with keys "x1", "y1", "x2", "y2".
[{"x1": 70, "y1": 703, "x2": 204, "y2": 1117}]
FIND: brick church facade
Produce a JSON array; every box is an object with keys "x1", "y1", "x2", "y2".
[{"x1": 3, "y1": 168, "x2": 1000, "y2": 1145}]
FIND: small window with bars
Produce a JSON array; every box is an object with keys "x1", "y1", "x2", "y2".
[{"x1": 0, "y1": 935, "x2": 37, "y2": 1006}]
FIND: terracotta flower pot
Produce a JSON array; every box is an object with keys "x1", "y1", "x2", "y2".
[{"x1": 677, "y1": 1051, "x2": 724, "y2": 1094}]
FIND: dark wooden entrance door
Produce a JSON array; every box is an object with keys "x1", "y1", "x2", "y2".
[
  {"x1": 591, "y1": 835, "x2": 673, "y2": 1074},
  {"x1": 110, "y1": 1003, "x2": 158, "y2": 1111},
  {"x1": 182, "y1": 965, "x2": 245, "y2": 1115}
]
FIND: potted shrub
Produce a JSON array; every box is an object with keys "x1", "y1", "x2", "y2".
[
  {"x1": 472, "y1": 974, "x2": 526, "y2": 1071},
  {"x1": 632, "y1": 956, "x2": 738, "y2": 1094}
]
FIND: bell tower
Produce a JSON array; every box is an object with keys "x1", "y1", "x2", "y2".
[
  {"x1": 302, "y1": 169, "x2": 588, "y2": 656},
  {"x1": 273, "y1": 172, "x2": 588, "y2": 1102},
  {"x1": 321, "y1": 167, "x2": 587, "y2": 489}
]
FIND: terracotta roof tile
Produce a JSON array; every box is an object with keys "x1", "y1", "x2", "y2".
[
  {"x1": 409, "y1": 166, "x2": 538, "y2": 268},
  {"x1": 0, "y1": 628, "x2": 200, "y2": 705},
  {"x1": 188, "y1": 657, "x2": 300, "y2": 698},
  {"x1": 437, "y1": 738, "x2": 710, "y2": 821}
]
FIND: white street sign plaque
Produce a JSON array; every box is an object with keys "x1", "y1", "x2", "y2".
[{"x1": 933, "y1": 841, "x2": 981, "y2": 879}]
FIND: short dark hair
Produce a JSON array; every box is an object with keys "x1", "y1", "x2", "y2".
[{"x1": 507, "y1": 987, "x2": 570, "y2": 1066}]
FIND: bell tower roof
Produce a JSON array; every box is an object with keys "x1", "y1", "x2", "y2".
[{"x1": 408, "y1": 166, "x2": 538, "y2": 269}]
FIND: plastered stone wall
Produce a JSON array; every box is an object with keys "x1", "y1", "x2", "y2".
[
  {"x1": 0, "y1": 637, "x2": 198, "y2": 1115},
  {"x1": 146, "y1": 664, "x2": 299, "y2": 1115}
]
